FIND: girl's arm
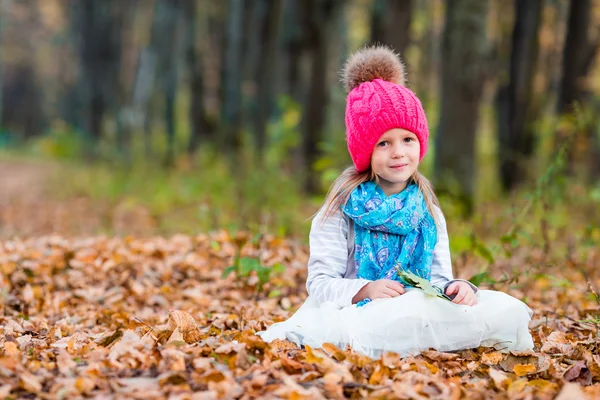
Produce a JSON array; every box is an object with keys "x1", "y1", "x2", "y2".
[
  {"x1": 430, "y1": 207, "x2": 478, "y2": 293},
  {"x1": 306, "y1": 209, "x2": 371, "y2": 307}
]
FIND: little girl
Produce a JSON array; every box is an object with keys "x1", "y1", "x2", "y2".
[{"x1": 258, "y1": 46, "x2": 534, "y2": 358}]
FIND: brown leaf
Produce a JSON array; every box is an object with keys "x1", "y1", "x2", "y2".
[
  {"x1": 540, "y1": 331, "x2": 574, "y2": 355},
  {"x1": 563, "y1": 361, "x2": 592, "y2": 386},
  {"x1": 281, "y1": 355, "x2": 314, "y2": 374},
  {"x1": 583, "y1": 352, "x2": 600, "y2": 379},
  {"x1": 422, "y1": 350, "x2": 459, "y2": 361},
  {"x1": 95, "y1": 329, "x2": 124, "y2": 347},
  {"x1": 168, "y1": 310, "x2": 197, "y2": 332},
  {"x1": 499, "y1": 353, "x2": 549, "y2": 374},
  {"x1": 167, "y1": 310, "x2": 203, "y2": 344}
]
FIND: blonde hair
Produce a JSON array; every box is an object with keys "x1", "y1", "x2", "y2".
[{"x1": 320, "y1": 166, "x2": 441, "y2": 228}]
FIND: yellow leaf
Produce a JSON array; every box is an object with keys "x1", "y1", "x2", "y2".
[
  {"x1": 527, "y1": 379, "x2": 558, "y2": 391},
  {"x1": 75, "y1": 377, "x2": 95, "y2": 394},
  {"x1": 513, "y1": 363, "x2": 536, "y2": 377},
  {"x1": 304, "y1": 345, "x2": 324, "y2": 364},
  {"x1": 481, "y1": 351, "x2": 504, "y2": 365},
  {"x1": 368, "y1": 365, "x2": 389, "y2": 385},
  {"x1": 321, "y1": 343, "x2": 346, "y2": 362},
  {"x1": 507, "y1": 378, "x2": 528, "y2": 394},
  {"x1": 425, "y1": 361, "x2": 439, "y2": 374}
]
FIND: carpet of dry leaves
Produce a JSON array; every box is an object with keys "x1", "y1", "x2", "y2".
[
  {"x1": 1, "y1": 160, "x2": 600, "y2": 399},
  {"x1": 0, "y1": 231, "x2": 599, "y2": 399}
]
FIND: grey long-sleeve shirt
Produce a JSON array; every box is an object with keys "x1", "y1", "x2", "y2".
[{"x1": 306, "y1": 206, "x2": 474, "y2": 307}]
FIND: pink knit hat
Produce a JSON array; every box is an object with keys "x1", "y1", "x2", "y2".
[{"x1": 343, "y1": 46, "x2": 429, "y2": 172}]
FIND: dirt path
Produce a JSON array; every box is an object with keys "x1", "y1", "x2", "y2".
[
  {"x1": 0, "y1": 158, "x2": 53, "y2": 205},
  {"x1": 0, "y1": 156, "x2": 156, "y2": 238}
]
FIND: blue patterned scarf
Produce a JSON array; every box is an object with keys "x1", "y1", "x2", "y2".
[{"x1": 342, "y1": 181, "x2": 438, "y2": 302}]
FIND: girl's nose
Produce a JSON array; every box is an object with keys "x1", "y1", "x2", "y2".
[{"x1": 391, "y1": 142, "x2": 404, "y2": 158}]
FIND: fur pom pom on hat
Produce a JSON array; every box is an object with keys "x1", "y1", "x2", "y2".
[{"x1": 342, "y1": 45, "x2": 429, "y2": 172}]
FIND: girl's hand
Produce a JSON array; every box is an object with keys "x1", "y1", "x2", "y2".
[
  {"x1": 352, "y1": 280, "x2": 405, "y2": 304},
  {"x1": 445, "y1": 281, "x2": 477, "y2": 306}
]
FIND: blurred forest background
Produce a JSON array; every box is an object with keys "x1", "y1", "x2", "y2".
[{"x1": 0, "y1": 0, "x2": 599, "y2": 241}]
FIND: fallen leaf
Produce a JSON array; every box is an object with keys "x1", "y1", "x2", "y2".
[
  {"x1": 422, "y1": 350, "x2": 459, "y2": 361},
  {"x1": 280, "y1": 355, "x2": 313, "y2": 374},
  {"x1": 481, "y1": 351, "x2": 504, "y2": 365},
  {"x1": 166, "y1": 327, "x2": 186, "y2": 346},
  {"x1": 527, "y1": 379, "x2": 558, "y2": 391},
  {"x1": 583, "y1": 353, "x2": 600, "y2": 379},
  {"x1": 3, "y1": 342, "x2": 20, "y2": 358},
  {"x1": 540, "y1": 331, "x2": 573, "y2": 355},
  {"x1": 321, "y1": 343, "x2": 346, "y2": 361},
  {"x1": 563, "y1": 360, "x2": 592, "y2": 386},
  {"x1": 304, "y1": 345, "x2": 324, "y2": 365},
  {"x1": 488, "y1": 367, "x2": 509, "y2": 389},
  {"x1": 0, "y1": 385, "x2": 12, "y2": 398},
  {"x1": 513, "y1": 363, "x2": 536, "y2": 377},
  {"x1": 555, "y1": 382, "x2": 587, "y2": 400},
  {"x1": 75, "y1": 377, "x2": 96, "y2": 394},
  {"x1": 95, "y1": 329, "x2": 124, "y2": 347},
  {"x1": 168, "y1": 310, "x2": 197, "y2": 332},
  {"x1": 19, "y1": 371, "x2": 42, "y2": 393}
]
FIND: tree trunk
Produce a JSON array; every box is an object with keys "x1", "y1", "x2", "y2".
[
  {"x1": 74, "y1": 0, "x2": 123, "y2": 160},
  {"x1": 434, "y1": 0, "x2": 489, "y2": 214},
  {"x1": 496, "y1": 0, "x2": 542, "y2": 192},
  {"x1": 184, "y1": 0, "x2": 214, "y2": 157},
  {"x1": 556, "y1": 0, "x2": 600, "y2": 181},
  {"x1": 370, "y1": 0, "x2": 413, "y2": 55},
  {"x1": 153, "y1": 0, "x2": 181, "y2": 168},
  {"x1": 253, "y1": 0, "x2": 283, "y2": 160},
  {"x1": 113, "y1": 1, "x2": 137, "y2": 166},
  {"x1": 0, "y1": 0, "x2": 6, "y2": 128},
  {"x1": 280, "y1": 0, "x2": 309, "y2": 173},
  {"x1": 220, "y1": 0, "x2": 245, "y2": 158},
  {"x1": 301, "y1": 0, "x2": 342, "y2": 194}
]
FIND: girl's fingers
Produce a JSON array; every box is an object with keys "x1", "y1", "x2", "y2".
[
  {"x1": 386, "y1": 282, "x2": 405, "y2": 295},
  {"x1": 452, "y1": 286, "x2": 468, "y2": 304},
  {"x1": 445, "y1": 282, "x2": 459, "y2": 295},
  {"x1": 385, "y1": 288, "x2": 403, "y2": 297},
  {"x1": 465, "y1": 294, "x2": 475, "y2": 306}
]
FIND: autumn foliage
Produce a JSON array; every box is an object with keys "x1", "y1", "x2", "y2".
[{"x1": 1, "y1": 228, "x2": 599, "y2": 399}]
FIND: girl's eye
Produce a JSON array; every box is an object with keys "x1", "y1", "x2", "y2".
[
  {"x1": 377, "y1": 141, "x2": 389, "y2": 147},
  {"x1": 404, "y1": 137, "x2": 415, "y2": 143}
]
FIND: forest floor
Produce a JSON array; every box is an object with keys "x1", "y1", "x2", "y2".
[{"x1": 1, "y1": 157, "x2": 599, "y2": 399}]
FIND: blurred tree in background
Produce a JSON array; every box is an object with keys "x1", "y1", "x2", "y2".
[{"x1": 0, "y1": 0, "x2": 599, "y2": 235}]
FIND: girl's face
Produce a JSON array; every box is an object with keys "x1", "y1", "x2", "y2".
[{"x1": 371, "y1": 128, "x2": 420, "y2": 196}]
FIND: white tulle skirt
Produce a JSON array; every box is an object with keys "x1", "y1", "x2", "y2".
[{"x1": 258, "y1": 289, "x2": 534, "y2": 358}]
